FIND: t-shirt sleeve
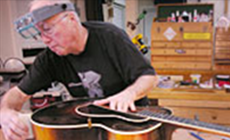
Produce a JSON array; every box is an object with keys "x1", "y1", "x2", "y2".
[
  {"x1": 102, "y1": 26, "x2": 156, "y2": 84},
  {"x1": 18, "y1": 50, "x2": 56, "y2": 95}
]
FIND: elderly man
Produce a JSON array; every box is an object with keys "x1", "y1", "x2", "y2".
[{"x1": 0, "y1": 0, "x2": 158, "y2": 139}]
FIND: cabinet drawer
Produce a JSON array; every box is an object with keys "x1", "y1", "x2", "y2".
[
  {"x1": 215, "y1": 53, "x2": 230, "y2": 59},
  {"x1": 151, "y1": 22, "x2": 182, "y2": 41},
  {"x1": 152, "y1": 56, "x2": 211, "y2": 62},
  {"x1": 151, "y1": 48, "x2": 212, "y2": 56},
  {"x1": 215, "y1": 47, "x2": 230, "y2": 54},
  {"x1": 152, "y1": 62, "x2": 211, "y2": 70},
  {"x1": 196, "y1": 49, "x2": 212, "y2": 55},
  {"x1": 216, "y1": 41, "x2": 230, "y2": 47},
  {"x1": 168, "y1": 62, "x2": 211, "y2": 69},
  {"x1": 216, "y1": 27, "x2": 230, "y2": 34},
  {"x1": 182, "y1": 22, "x2": 212, "y2": 33},
  {"x1": 151, "y1": 62, "x2": 168, "y2": 69},
  {"x1": 151, "y1": 42, "x2": 167, "y2": 47},
  {"x1": 151, "y1": 48, "x2": 194, "y2": 55},
  {"x1": 181, "y1": 42, "x2": 212, "y2": 48},
  {"x1": 152, "y1": 42, "x2": 181, "y2": 48},
  {"x1": 195, "y1": 63, "x2": 212, "y2": 69},
  {"x1": 181, "y1": 42, "x2": 197, "y2": 48},
  {"x1": 197, "y1": 42, "x2": 212, "y2": 48},
  {"x1": 216, "y1": 34, "x2": 230, "y2": 41}
]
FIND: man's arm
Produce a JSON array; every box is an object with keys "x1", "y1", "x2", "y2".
[
  {"x1": 94, "y1": 75, "x2": 158, "y2": 112},
  {"x1": 0, "y1": 86, "x2": 31, "y2": 140}
]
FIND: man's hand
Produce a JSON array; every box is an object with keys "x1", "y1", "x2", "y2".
[
  {"x1": 0, "y1": 109, "x2": 29, "y2": 140},
  {"x1": 94, "y1": 75, "x2": 158, "y2": 112},
  {"x1": 0, "y1": 86, "x2": 31, "y2": 140},
  {"x1": 94, "y1": 91, "x2": 136, "y2": 112}
]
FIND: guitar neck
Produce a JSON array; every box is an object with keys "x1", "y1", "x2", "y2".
[
  {"x1": 138, "y1": 110, "x2": 230, "y2": 137},
  {"x1": 76, "y1": 104, "x2": 230, "y2": 137}
]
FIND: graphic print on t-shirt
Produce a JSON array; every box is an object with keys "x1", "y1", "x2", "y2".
[{"x1": 77, "y1": 71, "x2": 104, "y2": 98}]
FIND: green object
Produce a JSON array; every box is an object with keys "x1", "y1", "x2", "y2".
[
  {"x1": 138, "y1": 10, "x2": 147, "y2": 20},
  {"x1": 157, "y1": 4, "x2": 213, "y2": 20}
]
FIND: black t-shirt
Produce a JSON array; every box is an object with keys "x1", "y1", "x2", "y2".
[{"x1": 18, "y1": 21, "x2": 156, "y2": 105}]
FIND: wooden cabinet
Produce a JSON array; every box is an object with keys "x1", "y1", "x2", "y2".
[
  {"x1": 151, "y1": 22, "x2": 213, "y2": 70},
  {"x1": 214, "y1": 27, "x2": 230, "y2": 70}
]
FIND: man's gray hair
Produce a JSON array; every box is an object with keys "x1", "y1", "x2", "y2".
[
  {"x1": 29, "y1": 0, "x2": 72, "y2": 9},
  {"x1": 29, "y1": 0, "x2": 80, "y2": 21}
]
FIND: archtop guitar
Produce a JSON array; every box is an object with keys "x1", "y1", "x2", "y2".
[{"x1": 31, "y1": 98, "x2": 230, "y2": 140}]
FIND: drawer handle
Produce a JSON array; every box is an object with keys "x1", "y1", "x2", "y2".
[
  {"x1": 175, "y1": 49, "x2": 186, "y2": 54},
  {"x1": 212, "y1": 116, "x2": 217, "y2": 120},
  {"x1": 157, "y1": 27, "x2": 161, "y2": 33},
  {"x1": 180, "y1": 27, "x2": 183, "y2": 32}
]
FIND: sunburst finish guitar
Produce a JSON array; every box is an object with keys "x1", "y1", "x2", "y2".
[
  {"x1": 31, "y1": 98, "x2": 230, "y2": 140},
  {"x1": 31, "y1": 98, "x2": 166, "y2": 140}
]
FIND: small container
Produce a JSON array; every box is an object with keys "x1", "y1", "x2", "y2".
[
  {"x1": 216, "y1": 75, "x2": 230, "y2": 87},
  {"x1": 190, "y1": 74, "x2": 201, "y2": 84}
]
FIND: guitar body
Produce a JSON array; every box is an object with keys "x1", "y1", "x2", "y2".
[
  {"x1": 33, "y1": 126, "x2": 160, "y2": 140},
  {"x1": 31, "y1": 98, "x2": 170, "y2": 140}
]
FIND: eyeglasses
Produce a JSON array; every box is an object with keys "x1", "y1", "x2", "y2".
[{"x1": 36, "y1": 14, "x2": 68, "y2": 36}]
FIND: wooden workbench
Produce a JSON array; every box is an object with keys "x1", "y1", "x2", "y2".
[
  {"x1": 148, "y1": 88, "x2": 230, "y2": 101},
  {"x1": 148, "y1": 88, "x2": 230, "y2": 126}
]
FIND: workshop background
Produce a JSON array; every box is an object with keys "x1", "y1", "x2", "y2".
[{"x1": 1, "y1": 0, "x2": 230, "y2": 140}]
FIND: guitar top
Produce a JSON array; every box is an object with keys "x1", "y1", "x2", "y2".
[{"x1": 31, "y1": 98, "x2": 167, "y2": 134}]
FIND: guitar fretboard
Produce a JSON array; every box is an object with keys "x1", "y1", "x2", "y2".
[{"x1": 138, "y1": 110, "x2": 230, "y2": 136}]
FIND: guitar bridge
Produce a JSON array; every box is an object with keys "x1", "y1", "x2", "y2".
[{"x1": 87, "y1": 118, "x2": 92, "y2": 129}]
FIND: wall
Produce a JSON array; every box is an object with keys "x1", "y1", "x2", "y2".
[
  {"x1": 125, "y1": 0, "x2": 139, "y2": 38},
  {"x1": 115, "y1": 0, "x2": 126, "y2": 6},
  {"x1": 139, "y1": 0, "x2": 156, "y2": 46},
  {"x1": 75, "y1": 0, "x2": 86, "y2": 22},
  {"x1": 0, "y1": 0, "x2": 22, "y2": 62}
]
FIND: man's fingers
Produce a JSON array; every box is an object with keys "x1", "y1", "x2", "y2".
[
  {"x1": 93, "y1": 98, "x2": 110, "y2": 106},
  {"x1": 7, "y1": 114, "x2": 29, "y2": 139},
  {"x1": 8, "y1": 120, "x2": 28, "y2": 139},
  {"x1": 117, "y1": 102, "x2": 127, "y2": 112},
  {"x1": 11, "y1": 115, "x2": 29, "y2": 133},
  {"x1": 3, "y1": 126, "x2": 24, "y2": 140},
  {"x1": 94, "y1": 97, "x2": 136, "y2": 113},
  {"x1": 109, "y1": 101, "x2": 116, "y2": 110},
  {"x1": 129, "y1": 102, "x2": 136, "y2": 112},
  {"x1": 117, "y1": 102, "x2": 123, "y2": 112}
]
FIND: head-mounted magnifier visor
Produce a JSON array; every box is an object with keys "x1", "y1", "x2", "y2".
[{"x1": 14, "y1": 3, "x2": 75, "y2": 39}]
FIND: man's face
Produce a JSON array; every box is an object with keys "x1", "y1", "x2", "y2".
[
  {"x1": 30, "y1": 2, "x2": 78, "y2": 56},
  {"x1": 36, "y1": 13, "x2": 74, "y2": 56}
]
